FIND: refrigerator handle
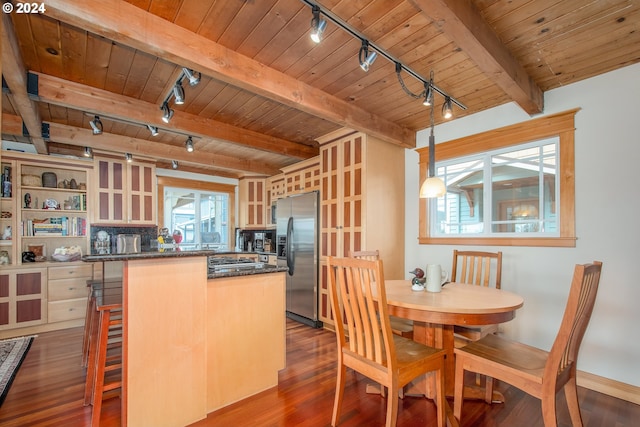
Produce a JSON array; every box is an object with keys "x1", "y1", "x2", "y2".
[{"x1": 286, "y1": 216, "x2": 294, "y2": 276}]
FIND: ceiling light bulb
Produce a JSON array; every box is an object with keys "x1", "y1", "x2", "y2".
[
  {"x1": 125, "y1": 153, "x2": 132, "y2": 163},
  {"x1": 89, "y1": 115, "x2": 103, "y2": 135},
  {"x1": 310, "y1": 6, "x2": 326, "y2": 43},
  {"x1": 83, "y1": 146, "x2": 92, "y2": 157},
  {"x1": 182, "y1": 68, "x2": 201, "y2": 86},
  {"x1": 161, "y1": 102, "x2": 174, "y2": 123},
  {"x1": 172, "y1": 160, "x2": 178, "y2": 170},
  {"x1": 185, "y1": 136, "x2": 194, "y2": 153},
  {"x1": 173, "y1": 83, "x2": 185, "y2": 105},
  {"x1": 442, "y1": 96, "x2": 453, "y2": 119},
  {"x1": 147, "y1": 125, "x2": 159, "y2": 136},
  {"x1": 358, "y1": 41, "x2": 377, "y2": 72}
]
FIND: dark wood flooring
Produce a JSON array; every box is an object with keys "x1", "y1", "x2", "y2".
[{"x1": 1, "y1": 320, "x2": 638, "y2": 426}]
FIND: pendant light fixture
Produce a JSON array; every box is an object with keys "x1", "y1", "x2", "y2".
[{"x1": 420, "y1": 74, "x2": 446, "y2": 198}]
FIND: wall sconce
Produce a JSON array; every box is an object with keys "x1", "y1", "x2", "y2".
[
  {"x1": 185, "y1": 136, "x2": 194, "y2": 152},
  {"x1": 161, "y1": 102, "x2": 174, "y2": 123},
  {"x1": 125, "y1": 153, "x2": 133, "y2": 163},
  {"x1": 89, "y1": 115, "x2": 103, "y2": 135}
]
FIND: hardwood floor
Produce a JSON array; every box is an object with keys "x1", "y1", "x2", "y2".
[{"x1": 1, "y1": 320, "x2": 638, "y2": 426}]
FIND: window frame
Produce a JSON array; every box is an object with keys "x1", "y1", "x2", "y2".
[
  {"x1": 157, "y1": 176, "x2": 236, "y2": 249},
  {"x1": 417, "y1": 109, "x2": 578, "y2": 247}
]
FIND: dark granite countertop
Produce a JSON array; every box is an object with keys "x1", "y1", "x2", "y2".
[
  {"x1": 82, "y1": 248, "x2": 217, "y2": 262},
  {"x1": 207, "y1": 264, "x2": 288, "y2": 279}
]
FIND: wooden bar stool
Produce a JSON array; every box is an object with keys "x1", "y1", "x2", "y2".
[
  {"x1": 84, "y1": 290, "x2": 123, "y2": 427},
  {"x1": 82, "y1": 279, "x2": 122, "y2": 367}
]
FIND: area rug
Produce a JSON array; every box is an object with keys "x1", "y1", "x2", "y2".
[{"x1": 0, "y1": 335, "x2": 35, "y2": 407}]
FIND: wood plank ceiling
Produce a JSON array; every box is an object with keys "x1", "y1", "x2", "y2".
[{"x1": 2, "y1": 0, "x2": 639, "y2": 178}]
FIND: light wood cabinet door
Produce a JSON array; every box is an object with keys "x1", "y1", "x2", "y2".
[
  {"x1": 0, "y1": 267, "x2": 47, "y2": 330},
  {"x1": 239, "y1": 178, "x2": 266, "y2": 228},
  {"x1": 128, "y1": 162, "x2": 156, "y2": 224},
  {"x1": 95, "y1": 157, "x2": 126, "y2": 223}
]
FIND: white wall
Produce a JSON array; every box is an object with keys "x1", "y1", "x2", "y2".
[{"x1": 404, "y1": 63, "x2": 640, "y2": 387}]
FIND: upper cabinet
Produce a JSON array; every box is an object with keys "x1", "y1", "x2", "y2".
[
  {"x1": 93, "y1": 156, "x2": 156, "y2": 225},
  {"x1": 238, "y1": 177, "x2": 266, "y2": 229}
]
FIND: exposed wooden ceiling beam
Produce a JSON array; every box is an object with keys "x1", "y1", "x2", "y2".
[
  {"x1": 44, "y1": 0, "x2": 416, "y2": 149},
  {"x1": 1, "y1": 113, "x2": 23, "y2": 136},
  {"x1": 409, "y1": 0, "x2": 544, "y2": 115},
  {"x1": 30, "y1": 72, "x2": 317, "y2": 160},
  {"x1": 1, "y1": 14, "x2": 48, "y2": 153},
  {"x1": 45, "y1": 121, "x2": 281, "y2": 176}
]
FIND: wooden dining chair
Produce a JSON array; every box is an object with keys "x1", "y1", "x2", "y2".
[
  {"x1": 451, "y1": 250, "x2": 503, "y2": 342},
  {"x1": 453, "y1": 261, "x2": 603, "y2": 427},
  {"x1": 350, "y1": 250, "x2": 414, "y2": 339},
  {"x1": 327, "y1": 256, "x2": 446, "y2": 427}
]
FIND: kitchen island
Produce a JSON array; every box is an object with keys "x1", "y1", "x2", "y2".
[{"x1": 83, "y1": 250, "x2": 288, "y2": 427}]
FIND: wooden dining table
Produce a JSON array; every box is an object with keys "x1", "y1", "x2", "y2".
[{"x1": 383, "y1": 280, "x2": 524, "y2": 404}]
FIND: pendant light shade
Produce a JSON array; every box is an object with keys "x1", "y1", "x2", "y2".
[{"x1": 420, "y1": 85, "x2": 446, "y2": 199}]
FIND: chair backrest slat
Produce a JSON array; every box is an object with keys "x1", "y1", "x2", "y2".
[
  {"x1": 452, "y1": 250, "x2": 503, "y2": 289},
  {"x1": 546, "y1": 261, "x2": 602, "y2": 384},
  {"x1": 328, "y1": 256, "x2": 394, "y2": 367}
]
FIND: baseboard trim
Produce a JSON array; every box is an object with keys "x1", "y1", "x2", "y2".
[{"x1": 577, "y1": 370, "x2": 640, "y2": 405}]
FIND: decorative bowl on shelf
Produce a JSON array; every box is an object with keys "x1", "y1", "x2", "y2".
[{"x1": 51, "y1": 245, "x2": 82, "y2": 262}]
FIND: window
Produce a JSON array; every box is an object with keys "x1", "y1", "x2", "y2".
[
  {"x1": 417, "y1": 109, "x2": 577, "y2": 247},
  {"x1": 157, "y1": 177, "x2": 236, "y2": 250}
]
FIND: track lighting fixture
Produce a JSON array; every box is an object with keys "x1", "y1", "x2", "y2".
[
  {"x1": 89, "y1": 115, "x2": 103, "y2": 135},
  {"x1": 185, "y1": 136, "x2": 194, "y2": 153},
  {"x1": 173, "y1": 82, "x2": 185, "y2": 105},
  {"x1": 161, "y1": 102, "x2": 174, "y2": 123},
  {"x1": 147, "y1": 125, "x2": 159, "y2": 137},
  {"x1": 83, "y1": 146, "x2": 92, "y2": 157},
  {"x1": 442, "y1": 96, "x2": 453, "y2": 119},
  {"x1": 309, "y1": 5, "x2": 327, "y2": 43},
  {"x1": 172, "y1": 160, "x2": 179, "y2": 170},
  {"x1": 422, "y1": 83, "x2": 433, "y2": 107},
  {"x1": 182, "y1": 68, "x2": 201, "y2": 86},
  {"x1": 125, "y1": 153, "x2": 133, "y2": 163},
  {"x1": 358, "y1": 40, "x2": 377, "y2": 72}
]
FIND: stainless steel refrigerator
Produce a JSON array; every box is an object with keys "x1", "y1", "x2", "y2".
[{"x1": 276, "y1": 191, "x2": 322, "y2": 328}]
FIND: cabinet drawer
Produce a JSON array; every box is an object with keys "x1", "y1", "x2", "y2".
[
  {"x1": 48, "y1": 264, "x2": 94, "y2": 280},
  {"x1": 48, "y1": 298, "x2": 87, "y2": 323},
  {"x1": 48, "y1": 278, "x2": 89, "y2": 301}
]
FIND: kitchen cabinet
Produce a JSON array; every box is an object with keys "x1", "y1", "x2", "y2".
[
  {"x1": 317, "y1": 130, "x2": 405, "y2": 325},
  {"x1": 238, "y1": 177, "x2": 267, "y2": 228},
  {"x1": 265, "y1": 174, "x2": 285, "y2": 228},
  {"x1": 0, "y1": 266, "x2": 47, "y2": 331},
  {"x1": 0, "y1": 160, "x2": 17, "y2": 265},
  {"x1": 281, "y1": 157, "x2": 320, "y2": 195},
  {"x1": 47, "y1": 263, "x2": 93, "y2": 323},
  {"x1": 94, "y1": 156, "x2": 156, "y2": 224}
]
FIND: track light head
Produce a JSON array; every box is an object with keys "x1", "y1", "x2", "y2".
[
  {"x1": 442, "y1": 96, "x2": 453, "y2": 119},
  {"x1": 147, "y1": 125, "x2": 159, "y2": 137},
  {"x1": 83, "y1": 146, "x2": 92, "y2": 157},
  {"x1": 422, "y1": 84, "x2": 433, "y2": 107},
  {"x1": 125, "y1": 153, "x2": 132, "y2": 163},
  {"x1": 358, "y1": 40, "x2": 377, "y2": 72},
  {"x1": 173, "y1": 83, "x2": 185, "y2": 105},
  {"x1": 172, "y1": 160, "x2": 179, "y2": 170},
  {"x1": 185, "y1": 136, "x2": 194, "y2": 153},
  {"x1": 161, "y1": 102, "x2": 174, "y2": 123},
  {"x1": 182, "y1": 68, "x2": 201, "y2": 86},
  {"x1": 310, "y1": 6, "x2": 327, "y2": 43},
  {"x1": 89, "y1": 115, "x2": 103, "y2": 135}
]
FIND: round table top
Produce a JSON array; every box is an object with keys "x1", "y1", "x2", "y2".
[{"x1": 384, "y1": 280, "x2": 524, "y2": 325}]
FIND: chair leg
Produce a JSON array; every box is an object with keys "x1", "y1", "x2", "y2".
[
  {"x1": 541, "y1": 392, "x2": 559, "y2": 427},
  {"x1": 435, "y1": 363, "x2": 445, "y2": 427},
  {"x1": 453, "y1": 356, "x2": 465, "y2": 422},
  {"x1": 484, "y1": 376, "x2": 494, "y2": 404},
  {"x1": 385, "y1": 381, "x2": 399, "y2": 427},
  {"x1": 331, "y1": 364, "x2": 346, "y2": 427},
  {"x1": 564, "y1": 376, "x2": 584, "y2": 427}
]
